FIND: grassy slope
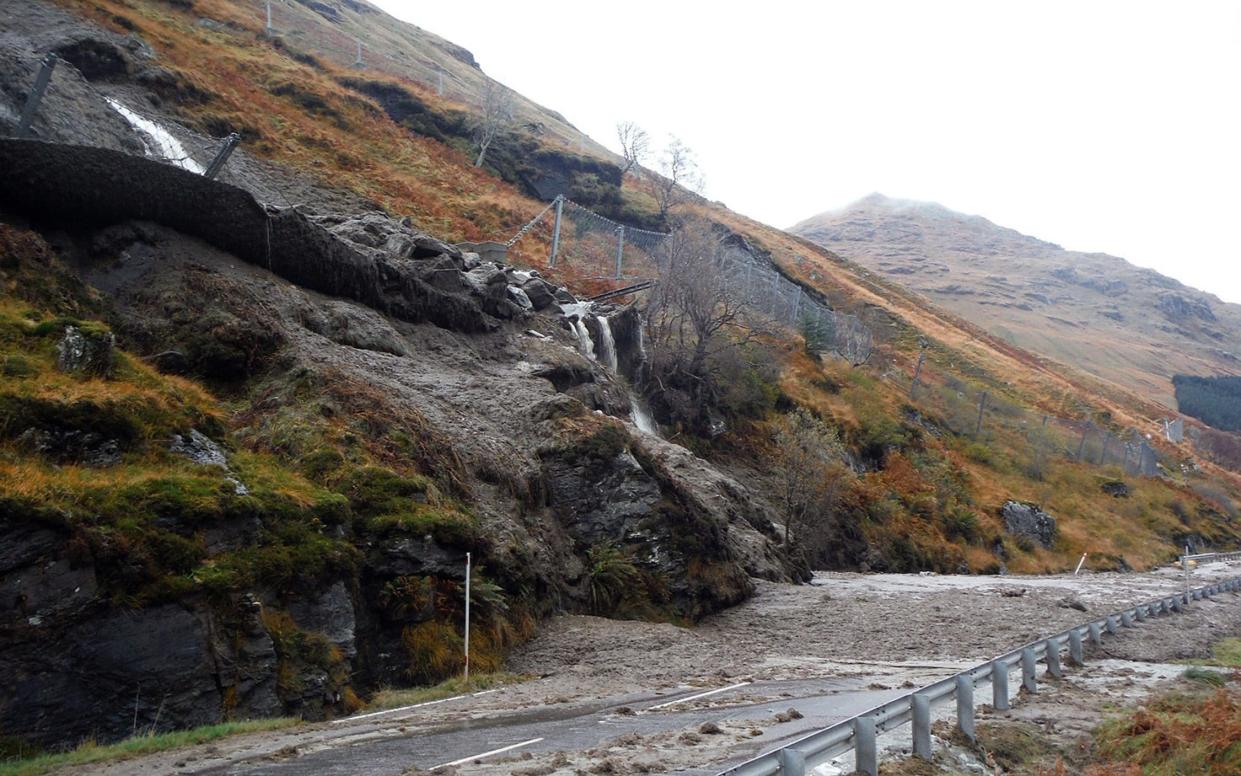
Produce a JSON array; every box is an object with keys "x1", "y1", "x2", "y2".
[{"x1": 40, "y1": 0, "x2": 1241, "y2": 571}]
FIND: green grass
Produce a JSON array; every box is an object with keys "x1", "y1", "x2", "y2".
[
  {"x1": 365, "y1": 672, "x2": 527, "y2": 712},
  {"x1": 0, "y1": 718, "x2": 299, "y2": 776}
]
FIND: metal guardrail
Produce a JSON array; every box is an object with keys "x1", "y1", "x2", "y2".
[
  {"x1": 717, "y1": 575, "x2": 1241, "y2": 776},
  {"x1": 1183, "y1": 551, "x2": 1241, "y2": 564}
]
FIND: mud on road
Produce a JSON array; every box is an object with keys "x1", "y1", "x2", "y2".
[{"x1": 57, "y1": 563, "x2": 1241, "y2": 776}]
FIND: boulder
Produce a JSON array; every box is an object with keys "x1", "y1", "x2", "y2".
[
  {"x1": 55, "y1": 325, "x2": 115, "y2": 376},
  {"x1": 1000, "y1": 501, "x2": 1057, "y2": 549},
  {"x1": 507, "y1": 285, "x2": 534, "y2": 311},
  {"x1": 170, "y1": 429, "x2": 228, "y2": 468},
  {"x1": 521, "y1": 278, "x2": 558, "y2": 310},
  {"x1": 18, "y1": 428, "x2": 121, "y2": 467}
]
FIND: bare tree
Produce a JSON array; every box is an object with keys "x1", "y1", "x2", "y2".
[
  {"x1": 473, "y1": 79, "x2": 515, "y2": 168},
  {"x1": 647, "y1": 136, "x2": 701, "y2": 222},
  {"x1": 616, "y1": 121, "x2": 649, "y2": 176},
  {"x1": 773, "y1": 408, "x2": 851, "y2": 547},
  {"x1": 643, "y1": 218, "x2": 759, "y2": 430}
]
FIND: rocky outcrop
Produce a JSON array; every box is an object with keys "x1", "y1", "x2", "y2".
[
  {"x1": 1157, "y1": 293, "x2": 1215, "y2": 323},
  {"x1": 55, "y1": 324, "x2": 114, "y2": 376},
  {"x1": 1000, "y1": 501, "x2": 1057, "y2": 549}
]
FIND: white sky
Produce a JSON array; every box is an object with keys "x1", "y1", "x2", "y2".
[{"x1": 373, "y1": 1, "x2": 1241, "y2": 304}]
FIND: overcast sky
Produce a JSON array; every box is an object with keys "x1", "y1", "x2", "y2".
[{"x1": 373, "y1": 1, "x2": 1241, "y2": 304}]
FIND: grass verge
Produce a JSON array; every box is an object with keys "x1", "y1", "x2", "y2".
[
  {"x1": 365, "y1": 672, "x2": 528, "y2": 712},
  {"x1": 0, "y1": 719, "x2": 299, "y2": 776}
]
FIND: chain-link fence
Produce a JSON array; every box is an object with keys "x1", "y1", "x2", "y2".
[{"x1": 885, "y1": 359, "x2": 1165, "y2": 478}]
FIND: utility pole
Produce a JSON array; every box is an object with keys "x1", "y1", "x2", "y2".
[
  {"x1": 17, "y1": 54, "x2": 58, "y2": 138},
  {"x1": 463, "y1": 552, "x2": 471, "y2": 682}
]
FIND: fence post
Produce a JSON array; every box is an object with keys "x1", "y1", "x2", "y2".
[
  {"x1": 1021, "y1": 648, "x2": 1037, "y2": 693},
  {"x1": 853, "y1": 716, "x2": 877, "y2": 776},
  {"x1": 203, "y1": 132, "x2": 240, "y2": 179},
  {"x1": 17, "y1": 54, "x2": 58, "y2": 138},
  {"x1": 1045, "y1": 639, "x2": 1062, "y2": 678},
  {"x1": 1105, "y1": 615, "x2": 1118, "y2": 635},
  {"x1": 912, "y1": 693, "x2": 932, "y2": 758},
  {"x1": 1069, "y1": 629, "x2": 1084, "y2": 665},
  {"x1": 265, "y1": 0, "x2": 273, "y2": 35},
  {"x1": 992, "y1": 660, "x2": 1009, "y2": 710},
  {"x1": 436, "y1": 68, "x2": 444, "y2": 96},
  {"x1": 354, "y1": 39, "x2": 363, "y2": 67},
  {"x1": 956, "y1": 675, "x2": 975, "y2": 742},
  {"x1": 1089, "y1": 622, "x2": 1103, "y2": 646},
  {"x1": 614, "y1": 225, "x2": 625, "y2": 279},
  {"x1": 1120, "y1": 610, "x2": 1134, "y2": 628},
  {"x1": 791, "y1": 285, "x2": 802, "y2": 324},
  {"x1": 910, "y1": 349, "x2": 926, "y2": 400},
  {"x1": 776, "y1": 748, "x2": 805, "y2": 776},
  {"x1": 974, "y1": 391, "x2": 989, "y2": 437},
  {"x1": 549, "y1": 195, "x2": 563, "y2": 267}
]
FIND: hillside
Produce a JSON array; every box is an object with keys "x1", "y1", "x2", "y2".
[
  {"x1": 789, "y1": 193, "x2": 1241, "y2": 407},
  {"x1": 1, "y1": 0, "x2": 1240, "y2": 760}
]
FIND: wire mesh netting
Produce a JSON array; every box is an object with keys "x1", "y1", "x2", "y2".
[{"x1": 885, "y1": 364, "x2": 1166, "y2": 479}]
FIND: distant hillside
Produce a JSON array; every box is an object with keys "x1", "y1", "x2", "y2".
[{"x1": 789, "y1": 194, "x2": 1241, "y2": 406}]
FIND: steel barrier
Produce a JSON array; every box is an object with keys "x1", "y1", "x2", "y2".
[{"x1": 716, "y1": 576, "x2": 1241, "y2": 776}]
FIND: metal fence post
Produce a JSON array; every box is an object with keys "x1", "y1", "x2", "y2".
[
  {"x1": 17, "y1": 54, "x2": 58, "y2": 138},
  {"x1": 354, "y1": 39, "x2": 363, "y2": 67},
  {"x1": 203, "y1": 132, "x2": 240, "y2": 179},
  {"x1": 910, "y1": 349, "x2": 926, "y2": 399},
  {"x1": 956, "y1": 675, "x2": 975, "y2": 742},
  {"x1": 854, "y1": 716, "x2": 877, "y2": 776},
  {"x1": 1021, "y1": 648, "x2": 1037, "y2": 693},
  {"x1": 776, "y1": 748, "x2": 805, "y2": 776},
  {"x1": 614, "y1": 225, "x2": 625, "y2": 279},
  {"x1": 1045, "y1": 639, "x2": 1062, "y2": 678},
  {"x1": 974, "y1": 391, "x2": 989, "y2": 437},
  {"x1": 911, "y1": 694, "x2": 932, "y2": 758},
  {"x1": 1069, "y1": 629, "x2": 1084, "y2": 665},
  {"x1": 265, "y1": 0, "x2": 273, "y2": 35},
  {"x1": 549, "y1": 195, "x2": 563, "y2": 267},
  {"x1": 992, "y1": 660, "x2": 1010, "y2": 710}
]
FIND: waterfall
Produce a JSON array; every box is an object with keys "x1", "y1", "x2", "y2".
[
  {"x1": 630, "y1": 394, "x2": 658, "y2": 436},
  {"x1": 105, "y1": 98, "x2": 206, "y2": 174},
  {"x1": 571, "y1": 319, "x2": 595, "y2": 359},
  {"x1": 596, "y1": 315, "x2": 618, "y2": 373}
]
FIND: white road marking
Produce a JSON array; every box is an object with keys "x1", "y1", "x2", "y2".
[
  {"x1": 332, "y1": 689, "x2": 495, "y2": 724},
  {"x1": 642, "y1": 681, "x2": 751, "y2": 712},
  {"x1": 430, "y1": 737, "x2": 544, "y2": 769}
]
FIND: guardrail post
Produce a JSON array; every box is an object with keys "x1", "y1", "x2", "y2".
[
  {"x1": 912, "y1": 693, "x2": 932, "y2": 759},
  {"x1": 776, "y1": 748, "x2": 806, "y2": 776},
  {"x1": 1045, "y1": 638, "x2": 1063, "y2": 678},
  {"x1": 18, "y1": 54, "x2": 58, "y2": 138},
  {"x1": 1135, "y1": 605, "x2": 1146, "y2": 621},
  {"x1": 1021, "y1": 648, "x2": 1037, "y2": 693},
  {"x1": 1105, "y1": 615, "x2": 1118, "y2": 634},
  {"x1": 1121, "y1": 610, "x2": 1133, "y2": 627},
  {"x1": 1089, "y1": 622, "x2": 1103, "y2": 647},
  {"x1": 992, "y1": 660, "x2": 1010, "y2": 710},
  {"x1": 854, "y1": 716, "x2": 878, "y2": 776},
  {"x1": 1171, "y1": 597, "x2": 1183, "y2": 613},
  {"x1": 1069, "y1": 629, "x2": 1084, "y2": 665},
  {"x1": 956, "y1": 675, "x2": 975, "y2": 742},
  {"x1": 549, "y1": 195, "x2": 563, "y2": 267}
]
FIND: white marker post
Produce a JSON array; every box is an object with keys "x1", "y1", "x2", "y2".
[
  {"x1": 1074, "y1": 553, "x2": 1088, "y2": 576},
  {"x1": 463, "y1": 551, "x2": 471, "y2": 682}
]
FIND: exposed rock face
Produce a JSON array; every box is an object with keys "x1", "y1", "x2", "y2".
[
  {"x1": 55, "y1": 324, "x2": 114, "y2": 376},
  {"x1": 169, "y1": 429, "x2": 228, "y2": 467},
  {"x1": 1001, "y1": 501, "x2": 1057, "y2": 549}
]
